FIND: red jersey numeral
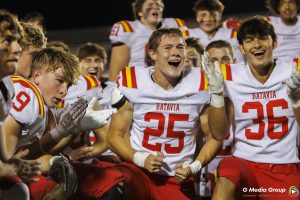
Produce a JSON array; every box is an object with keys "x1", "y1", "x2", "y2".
[
  {"x1": 242, "y1": 99, "x2": 288, "y2": 140},
  {"x1": 143, "y1": 112, "x2": 189, "y2": 153},
  {"x1": 12, "y1": 91, "x2": 30, "y2": 112}
]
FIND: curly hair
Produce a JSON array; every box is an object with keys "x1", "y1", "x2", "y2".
[{"x1": 20, "y1": 22, "x2": 46, "y2": 50}]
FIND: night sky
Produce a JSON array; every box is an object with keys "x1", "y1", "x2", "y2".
[{"x1": 0, "y1": 0, "x2": 267, "y2": 30}]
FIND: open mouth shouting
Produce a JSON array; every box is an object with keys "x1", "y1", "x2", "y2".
[
  {"x1": 88, "y1": 69, "x2": 98, "y2": 76},
  {"x1": 168, "y1": 60, "x2": 181, "y2": 68},
  {"x1": 252, "y1": 50, "x2": 266, "y2": 60}
]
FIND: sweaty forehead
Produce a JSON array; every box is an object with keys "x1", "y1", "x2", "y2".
[{"x1": 160, "y1": 34, "x2": 184, "y2": 43}]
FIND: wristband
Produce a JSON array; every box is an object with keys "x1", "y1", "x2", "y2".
[
  {"x1": 210, "y1": 94, "x2": 225, "y2": 108},
  {"x1": 133, "y1": 151, "x2": 157, "y2": 168},
  {"x1": 183, "y1": 160, "x2": 202, "y2": 174}
]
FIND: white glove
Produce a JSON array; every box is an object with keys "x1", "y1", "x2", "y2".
[
  {"x1": 202, "y1": 52, "x2": 224, "y2": 94},
  {"x1": 80, "y1": 97, "x2": 117, "y2": 130},
  {"x1": 202, "y1": 52, "x2": 225, "y2": 108},
  {"x1": 111, "y1": 87, "x2": 126, "y2": 109},
  {"x1": 286, "y1": 62, "x2": 300, "y2": 108}
]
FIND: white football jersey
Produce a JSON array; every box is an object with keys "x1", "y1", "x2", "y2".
[
  {"x1": 269, "y1": 16, "x2": 300, "y2": 59},
  {"x1": 61, "y1": 75, "x2": 117, "y2": 157},
  {"x1": 117, "y1": 66, "x2": 210, "y2": 176},
  {"x1": 99, "y1": 81, "x2": 115, "y2": 110},
  {"x1": 223, "y1": 58, "x2": 300, "y2": 164},
  {"x1": 189, "y1": 27, "x2": 244, "y2": 63},
  {"x1": 0, "y1": 77, "x2": 14, "y2": 126},
  {"x1": 109, "y1": 18, "x2": 189, "y2": 67},
  {"x1": 10, "y1": 76, "x2": 48, "y2": 148},
  {"x1": 61, "y1": 75, "x2": 102, "y2": 106}
]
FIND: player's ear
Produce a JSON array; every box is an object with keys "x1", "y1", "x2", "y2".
[
  {"x1": 31, "y1": 69, "x2": 42, "y2": 85},
  {"x1": 239, "y1": 44, "x2": 245, "y2": 55},
  {"x1": 148, "y1": 49, "x2": 157, "y2": 62},
  {"x1": 138, "y1": 11, "x2": 143, "y2": 19}
]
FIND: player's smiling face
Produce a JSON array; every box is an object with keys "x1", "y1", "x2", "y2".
[
  {"x1": 80, "y1": 55, "x2": 104, "y2": 79},
  {"x1": 278, "y1": 0, "x2": 298, "y2": 22},
  {"x1": 239, "y1": 34, "x2": 276, "y2": 70},
  {"x1": 196, "y1": 10, "x2": 222, "y2": 35},
  {"x1": 151, "y1": 33, "x2": 186, "y2": 84},
  {"x1": 139, "y1": 0, "x2": 164, "y2": 27}
]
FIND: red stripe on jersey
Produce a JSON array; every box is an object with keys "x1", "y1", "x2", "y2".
[
  {"x1": 121, "y1": 68, "x2": 127, "y2": 87},
  {"x1": 130, "y1": 67, "x2": 137, "y2": 88},
  {"x1": 83, "y1": 76, "x2": 92, "y2": 90},
  {"x1": 225, "y1": 64, "x2": 232, "y2": 81},
  {"x1": 90, "y1": 75, "x2": 100, "y2": 87},
  {"x1": 123, "y1": 21, "x2": 133, "y2": 32},
  {"x1": 199, "y1": 69, "x2": 205, "y2": 90}
]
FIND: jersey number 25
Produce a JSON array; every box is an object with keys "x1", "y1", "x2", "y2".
[{"x1": 143, "y1": 112, "x2": 189, "y2": 154}]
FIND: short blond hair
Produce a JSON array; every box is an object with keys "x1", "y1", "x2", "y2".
[
  {"x1": 31, "y1": 47, "x2": 81, "y2": 85},
  {"x1": 20, "y1": 22, "x2": 46, "y2": 50}
]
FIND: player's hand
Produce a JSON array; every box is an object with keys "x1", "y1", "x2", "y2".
[
  {"x1": 202, "y1": 52, "x2": 224, "y2": 94},
  {"x1": 48, "y1": 154, "x2": 77, "y2": 197},
  {"x1": 51, "y1": 98, "x2": 88, "y2": 139},
  {"x1": 143, "y1": 152, "x2": 164, "y2": 173},
  {"x1": 79, "y1": 97, "x2": 117, "y2": 130},
  {"x1": 174, "y1": 163, "x2": 191, "y2": 182},
  {"x1": 67, "y1": 145, "x2": 94, "y2": 162},
  {"x1": 286, "y1": 62, "x2": 300, "y2": 108},
  {"x1": 8, "y1": 149, "x2": 42, "y2": 182}
]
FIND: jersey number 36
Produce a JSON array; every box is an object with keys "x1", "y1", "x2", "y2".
[{"x1": 242, "y1": 99, "x2": 288, "y2": 140}]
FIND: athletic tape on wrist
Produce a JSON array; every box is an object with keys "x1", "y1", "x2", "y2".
[
  {"x1": 183, "y1": 160, "x2": 202, "y2": 174},
  {"x1": 133, "y1": 151, "x2": 157, "y2": 168},
  {"x1": 210, "y1": 94, "x2": 225, "y2": 108}
]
